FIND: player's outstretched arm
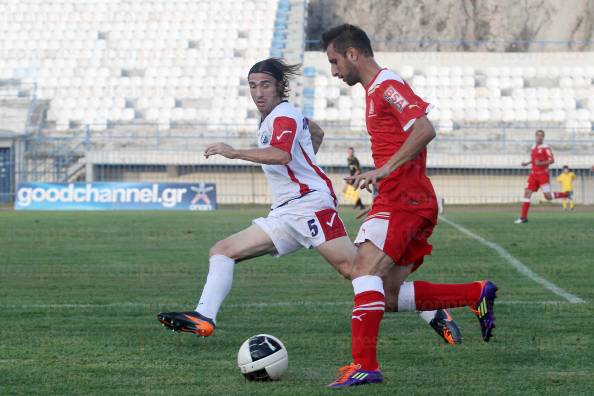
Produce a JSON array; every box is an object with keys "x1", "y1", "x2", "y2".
[
  {"x1": 308, "y1": 119, "x2": 325, "y2": 154},
  {"x1": 346, "y1": 116, "x2": 435, "y2": 192},
  {"x1": 545, "y1": 150, "x2": 554, "y2": 166},
  {"x1": 204, "y1": 142, "x2": 291, "y2": 165}
]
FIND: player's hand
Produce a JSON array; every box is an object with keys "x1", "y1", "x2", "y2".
[
  {"x1": 345, "y1": 166, "x2": 391, "y2": 193},
  {"x1": 521, "y1": 161, "x2": 530, "y2": 167},
  {"x1": 204, "y1": 143, "x2": 237, "y2": 159}
]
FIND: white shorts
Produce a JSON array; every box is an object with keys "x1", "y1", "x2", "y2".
[
  {"x1": 253, "y1": 191, "x2": 347, "y2": 256},
  {"x1": 353, "y1": 217, "x2": 389, "y2": 250}
]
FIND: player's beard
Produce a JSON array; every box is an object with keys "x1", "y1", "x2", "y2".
[{"x1": 344, "y1": 68, "x2": 359, "y2": 86}]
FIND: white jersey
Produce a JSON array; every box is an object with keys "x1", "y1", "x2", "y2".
[{"x1": 257, "y1": 101, "x2": 336, "y2": 209}]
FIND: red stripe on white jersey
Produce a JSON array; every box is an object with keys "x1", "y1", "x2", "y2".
[
  {"x1": 285, "y1": 165, "x2": 310, "y2": 195},
  {"x1": 299, "y1": 144, "x2": 337, "y2": 205}
]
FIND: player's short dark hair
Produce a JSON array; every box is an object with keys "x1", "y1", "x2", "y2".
[
  {"x1": 563, "y1": 165, "x2": 569, "y2": 169},
  {"x1": 248, "y1": 58, "x2": 301, "y2": 100},
  {"x1": 321, "y1": 24, "x2": 374, "y2": 57},
  {"x1": 536, "y1": 129, "x2": 545, "y2": 135}
]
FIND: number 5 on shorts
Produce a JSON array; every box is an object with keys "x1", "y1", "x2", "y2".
[{"x1": 307, "y1": 219, "x2": 319, "y2": 237}]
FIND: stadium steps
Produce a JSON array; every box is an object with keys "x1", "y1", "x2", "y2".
[{"x1": 271, "y1": 0, "x2": 307, "y2": 106}]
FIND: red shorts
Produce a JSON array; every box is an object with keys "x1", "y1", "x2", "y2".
[
  {"x1": 526, "y1": 173, "x2": 550, "y2": 192},
  {"x1": 354, "y1": 208, "x2": 436, "y2": 273}
]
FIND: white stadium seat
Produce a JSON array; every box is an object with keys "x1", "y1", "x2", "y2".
[
  {"x1": 0, "y1": 0, "x2": 281, "y2": 129},
  {"x1": 1, "y1": 0, "x2": 593, "y2": 140}
]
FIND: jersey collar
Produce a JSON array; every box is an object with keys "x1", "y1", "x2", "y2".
[
  {"x1": 259, "y1": 100, "x2": 288, "y2": 127},
  {"x1": 364, "y1": 68, "x2": 387, "y2": 92}
]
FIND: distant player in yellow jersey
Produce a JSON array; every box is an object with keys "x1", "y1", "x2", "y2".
[{"x1": 556, "y1": 165, "x2": 576, "y2": 210}]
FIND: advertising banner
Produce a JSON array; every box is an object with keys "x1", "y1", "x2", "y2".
[{"x1": 15, "y1": 182, "x2": 217, "y2": 211}]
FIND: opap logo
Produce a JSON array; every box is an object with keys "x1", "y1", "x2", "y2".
[{"x1": 189, "y1": 183, "x2": 215, "y2": 211}]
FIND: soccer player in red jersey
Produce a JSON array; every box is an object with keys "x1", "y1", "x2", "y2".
[
  {"x1": 322, "y1": 24, "x2": 498, "y2": 388},
  {"x1": 515, "y1": 129, "x2": 569, "y2": 223},
  {"x1": 156, "y1": 58, "x2": 460, "y2": 346}
]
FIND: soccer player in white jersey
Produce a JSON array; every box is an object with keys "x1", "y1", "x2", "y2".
[
  {"x1": 158, "y1": 58, "x2": 355, "y2": 336},
  {"x1": 157, "y1": 58, "x2": 462, "y2": 346}
]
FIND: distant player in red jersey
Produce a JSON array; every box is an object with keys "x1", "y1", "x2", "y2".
[
  {"x1": 515, "y1": 130, "x2": 569, "y2": 224},
  {"x1": 322, "y1": 24, "x2": 498, "y2": 388}
]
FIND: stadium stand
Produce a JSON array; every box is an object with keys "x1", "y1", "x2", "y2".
[
  {"x1": 303, "y1": 52, "x2": 594, "y2": 135},
  {"x1": 0, "y1": 0, "x2": 592, "y2": 205},
  {"x1": 0, "y1": 0, "x2": 308, "y2": 131}
]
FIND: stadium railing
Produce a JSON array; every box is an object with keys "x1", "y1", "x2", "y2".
[{"x1": 2, "y1": 121, "x2": 594, "y2": 208}]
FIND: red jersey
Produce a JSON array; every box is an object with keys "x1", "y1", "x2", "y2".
[
  {"x1": 365, "y1": 69, "x2": 437, "y2": 221},
  {"x1": 530, "y1": 144, "x2": 553, "y2": 175}
]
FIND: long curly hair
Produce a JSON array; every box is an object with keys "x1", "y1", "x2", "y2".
[{"x1": 248, "y1": 58, "x2": 301, "y2": 99}]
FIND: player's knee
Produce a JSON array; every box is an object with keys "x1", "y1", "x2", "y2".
[
  {"x1": 351, "y1": 260, "x2": 378, "y2": 278},
  {"x1": 544, "y1": 193, "x2": 552, "y2": 200},
  {"x1": 209, "y1": 239, "x2": 234, "y2": 258}
]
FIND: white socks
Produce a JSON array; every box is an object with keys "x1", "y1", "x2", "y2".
[
  {"x1": 418, "y1": 310, "x2": 438, "y2": 323},
  {"x1": 352, "y1": 275, "x2": 385, "y2": 295},
  {"x1": 195, "y1": 254, "x2": 235, "y2": 323},
  {"x1": 396, "y1": 281, "x2": 437, "y2": 322},
  {"x1": 397, "y1": 281, "x2": 416, "y2": 311}
]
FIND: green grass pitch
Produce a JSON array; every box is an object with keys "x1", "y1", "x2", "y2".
[{"x1": 1, "y1": 207, "x2": 593, "y2": 395}]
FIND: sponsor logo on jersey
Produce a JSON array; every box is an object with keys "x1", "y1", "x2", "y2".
[{"x1": 384, "y1": 85, "x2": 408, "y2": 112}]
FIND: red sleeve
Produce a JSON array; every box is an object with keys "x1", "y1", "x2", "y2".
[
  {"x1": 545, "y1": 147, "x2": 553, "y2": 161},
  {"x1": 379, "y1": 80, "x2": 430, "y2": 131},
  {"x1": 270, "y1": 116, "x2": 297, "y2": 153}
]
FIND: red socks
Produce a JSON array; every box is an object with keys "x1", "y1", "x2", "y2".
[
  {"x1": 350, "y1": 277, "x2": 485, "y2": 369},
  {"x1": 351, "y1": 276, "x2": 385, "y2": 371},
  {"x1": 413, "y1": 280, "x2": 482, "y2": 311},
  {"x1": 521, "y1": 199, "x2": 531, "y2": 219},
  {"x1": 352, "y1": 290, "x2": 384, "y2": 371},
  {"x1": 521, "y1": 193, "x2": 568, "y2": 220}
]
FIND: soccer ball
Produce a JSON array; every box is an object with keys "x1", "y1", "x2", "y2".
[{"x1": 237, "y1": 334, "x2": 288, "y2": 381}]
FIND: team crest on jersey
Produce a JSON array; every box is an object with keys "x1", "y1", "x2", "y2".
[
  {"x1": 260, "y1": 131, "x2": 271, "y2": 145},
  {"x1": 384, "y1": 85, "x2": 408, "y2": 112}
]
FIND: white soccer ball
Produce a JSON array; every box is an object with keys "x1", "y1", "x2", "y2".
[{"x1": 237, "y1": 334, "x2": 288, "y2": 381}]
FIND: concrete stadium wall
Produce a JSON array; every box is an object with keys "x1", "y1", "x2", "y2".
[
  {"x1": 92, "y1": 166, "x2": 594, "y2": 206},
  {"x1": 305, "y1": 51, "x2": 594, "y2": 74}
]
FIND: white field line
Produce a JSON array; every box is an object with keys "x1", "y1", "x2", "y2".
[
  {"x1": 440, "y1": 216, "x2": 585, "y2": 304},
  {"x1": 0, "y1": 300, "x2": 568, "y2": 310}
]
